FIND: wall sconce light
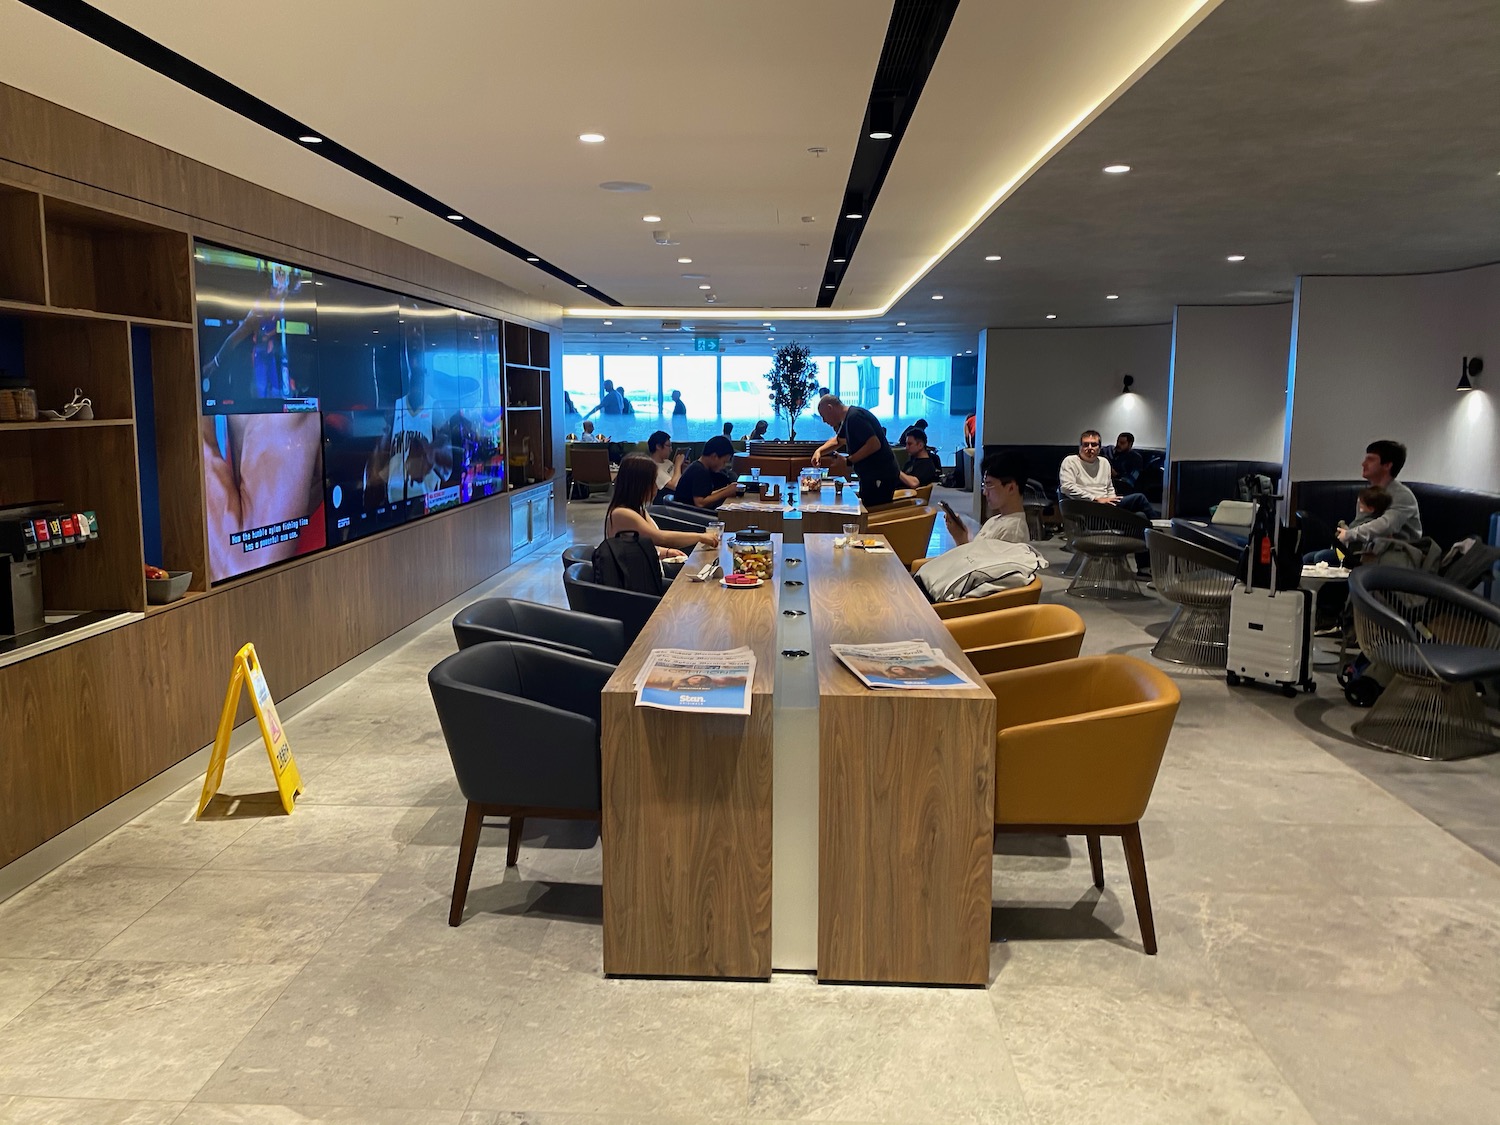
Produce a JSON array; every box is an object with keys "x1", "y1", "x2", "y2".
[
  {"x1": 1121, "y1": 374, "x2": 1135, "y2": 394},
  {"x1": 1458, "y1": 356, "x2": 1483, "y2": 390}
]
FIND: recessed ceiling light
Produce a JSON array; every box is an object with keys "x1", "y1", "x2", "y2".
[
  {"x1": 966, "y1": 349, "x2": 974, "y2": 354},
  {"x1": 579, "y1": 132, "x2": 606, "y2": 143},
  {"x1": 603, "y1": 320, "x2": 612, "y2": 325},
  {"x1": 525, "y1": 256, "x2": 539, "y2": 262},
  {"x1": 1103, "y1": 164, "x2": 1131, "y2": 174},
  {"x1": 1045, "y1": 314, "x2": 1058, "y2": 319},
  {"x1": 298, "y1": 134, "x2": 322, "y2": 144},
  {"x1": 642, "y1": 215, "x2": 662, "y2": 223},
  {"x1": 576, "y1": 283, "x2": 588, "y2": 288},
  {"x1": 640, "y1": 336, "x2": 648, "y2": 341},
  {"x1": 896, "y1": 321, "x2": 906, "y2": 326},
  {"x1": 1227, "y1": 254, "x2": 1246, "y2": 262},
  {"x1": 1106, "y1": 294, "x2": 1120, "y2": 300},
  {"x1": 446, "y1": 214, "x2": 464, "y2": 221},
  {"x1": 846, "y1": 212, "x2": 864, "y2": 220},
  {"x1": 825, "y1": 284, "x2": 835, "y2": 289},
  {"x1": 984, "y1": 255, "x2": 1002, "y2": 261},
  {"x1": 678, "y1": 257, "x2": 693, "y2": 263},
  {"x1": 931, "y1": 294, "x2": 944, "y2": 300},
  {"x1": 874, "y1": 336, "x2": 882, "y2": 341},
  {"x1": 763, "y1": 322, "x2": 773, "y2": 326},
  {"x1": 870, "y1": 130, "x2": 893, "y2": 141},
  {"x1": 833, "y1": 258, "x2": 847, "y2": 264},
  {"x1": 698, "y1": 284, "x2": 712, "y2": 290}
]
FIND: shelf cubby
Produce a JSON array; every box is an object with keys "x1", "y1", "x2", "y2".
[
  {"x1": 42, "y1": 198, "x2": 192, "y2": 323},
  {"x1": 503, "y1": 320, "x2": 530, "y2": 366},
  {"x1": 15, "y1": 313, "x2": 136, "y2": 420},
  {"x1": 0, "y1": 185, "x2": 46, "y2": 305},
  {"x1": 142, "y1": 326, "x2": 208, "y2": 592}
]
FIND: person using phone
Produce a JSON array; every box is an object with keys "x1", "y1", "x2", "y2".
[
  {"x1": 941, "y1": 451, "x2": 1030, "y2": 547},
  {"x1": 647, "y1": 430, "x2": 686, "y2": 497}
]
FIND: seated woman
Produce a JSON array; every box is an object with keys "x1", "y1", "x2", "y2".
[{"x1": 605, "y1": 453, "x2": 721, "y2": 574}]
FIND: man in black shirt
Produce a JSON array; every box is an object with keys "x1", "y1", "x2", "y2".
[
  {"x1": 898, "y1": 426, "x2": 941, "y2": 488},
  {"x1": 1104, "y1": 431, "x2": 1144, "y2": 493},
  {"x1": 676, "y1": 434, "x2": 739, "y2": 509},
  {"x1": 813, "y1": 395, "x2": 901, "y2": 507}
]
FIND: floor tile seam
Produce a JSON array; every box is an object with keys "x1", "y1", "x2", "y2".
[
  {"x1": 1212, "y1": 980, "x2": 1363, "y2": 1124},
  {"x1": 0, "y1": 956, "x2": 88, "y2": 1039}
]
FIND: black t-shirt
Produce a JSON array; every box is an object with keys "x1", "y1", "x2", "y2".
[
  {"x1": 841, "y1": 407, "x2": 900, "y2": 481},
  {"x1": 677, "y1": 460, "x2": 731, "y2": 509},
  {"x1": 902, "y1": 453, "x2": 940, "y2": 486}
]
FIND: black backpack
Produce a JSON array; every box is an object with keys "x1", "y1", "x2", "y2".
[{"x1": 591, "y1": 531, "x2": 665, "y2": 596}]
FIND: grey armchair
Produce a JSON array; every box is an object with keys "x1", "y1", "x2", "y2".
[
  {"x1": 1349, "y1": 566, "x2": 1500, "y2": 760},
  {"x1": 563, "y1": 561, "x2": 661, "y2": 646},
  {"x1": 429, "y1": 641, "x2": 615, "y2": 925},
  {"x1": 1146, "y1": 530, "x2": 1240, "y2": 667},
  {"x1": 451, "y1": 597, "x2": 626, "y2": 664},
  {"x1": 560, "y1": 543, "x2": 596, "y2": 572}
]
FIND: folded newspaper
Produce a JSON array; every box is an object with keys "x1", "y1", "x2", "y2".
[
  {"x1": 830, "y1": 640, "x2": 974, "y2": 690},
  {"x1": 635, "y1": 647, "x2": 755, "y2": 714}
]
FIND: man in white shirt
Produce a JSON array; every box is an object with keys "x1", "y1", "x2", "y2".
[
  {"x1": 941, "y1": 451, "x2": 1031, "y2": 547},
  {"x1": 647, "y1": 430, "x2": 685, "y2": 495},
  {"x1": 1059, "y1": 429, "x2": 1154, "y2": 515}
]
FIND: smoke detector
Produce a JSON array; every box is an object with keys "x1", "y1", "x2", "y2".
[{"x1": 652, "y1": 230, "x2": 679, "y2": 246}]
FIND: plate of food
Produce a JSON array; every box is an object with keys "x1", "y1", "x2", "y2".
[
  {"x1": 720, "y1": 572, "x2": 765, "y2": 589},
  {"x1": 849, "y1": 537, "x2": 891, "y2": 551}
]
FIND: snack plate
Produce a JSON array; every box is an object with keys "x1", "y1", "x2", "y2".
[{"x1": 720, "y1": 575, "x2": 765, "y2": 589}]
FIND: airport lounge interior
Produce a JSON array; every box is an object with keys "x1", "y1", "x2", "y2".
[{"x1": 1, "y1": 1, "x2": 1499, "y2": 1122}]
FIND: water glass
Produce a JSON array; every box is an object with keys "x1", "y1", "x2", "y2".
[
  {"x1": 843, "y1": 522, "x2": 860, "y2": 539},
  {"x1": 751, "y1": 466, "x2": 761, "y2": 483}
]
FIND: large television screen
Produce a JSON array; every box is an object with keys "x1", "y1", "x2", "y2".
[
  {"x1": 194, "y1": 245, "x2": 326, "y2": 581},
  {"x1": 193, "y1": 240, "x2": 508, "y2": 582}
]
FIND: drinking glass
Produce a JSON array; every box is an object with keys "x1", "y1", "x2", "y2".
[
  {"x1": 843, "y1": 522, "x2": 860, "y2": 539},
  {"x1": 751, "y1": 466, "x2": 761, "y2": 483}
]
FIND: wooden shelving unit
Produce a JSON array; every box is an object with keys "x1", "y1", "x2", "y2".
[
  {"x1": 0, "y1": 182, "x2": 198, "y2": 617},
  {"x1": 502, "y1": 322, "x2": 555, "y2": 491}
]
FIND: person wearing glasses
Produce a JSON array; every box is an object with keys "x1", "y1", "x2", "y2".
[{"x1": 1059, "y1": 429, "x2": 1154, "y2": 515}]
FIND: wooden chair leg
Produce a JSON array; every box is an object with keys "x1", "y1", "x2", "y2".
[
  {"x1": 449, "y1": 801, "x2": 484, "y2": 927},
  {"x1": 506, "y1": 815, "x2": 526, "y2": 868},
  {"x1": 1120, "y1": 823, "x2": 1157, "y2": 955},
  {"x1": 1086, "y1": 833, "x2": 1104, "y2": 889}
]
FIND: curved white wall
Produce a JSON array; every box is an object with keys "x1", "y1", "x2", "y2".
[
  {"x1": 1167, "y1": 303, "x2": 1291, "y2": 464},
  {"x1": 1286, "y1": 265, "x2": 1500, "y2": 492},
  {"x1": 977, "y1": 324, "x2": 1171, "y2": 447}
]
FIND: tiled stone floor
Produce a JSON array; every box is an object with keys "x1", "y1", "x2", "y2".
[{"x1": 2, "y1": 496, "x2": 1499, "y2": 1124}]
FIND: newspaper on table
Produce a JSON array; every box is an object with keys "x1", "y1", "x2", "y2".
[
  {"x1": 829, "y1": 639, "x2": 975, "y2": 690},
  {"x1": 634, "y1": 646, "x2": 755, "y2": 714}
]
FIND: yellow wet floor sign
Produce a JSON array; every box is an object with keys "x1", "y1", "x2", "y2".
[{"x1": 196, "y1": 642, "x2": 304, "y2": 817}]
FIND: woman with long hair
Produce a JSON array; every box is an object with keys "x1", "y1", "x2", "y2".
[{"x1": 605, "y1": 453, "x2": 720, "y2": 563}]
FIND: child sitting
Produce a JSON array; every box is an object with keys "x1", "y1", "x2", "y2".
[{"x1": 1305, "y1": 486, "x2": 1391, "y2": 566}]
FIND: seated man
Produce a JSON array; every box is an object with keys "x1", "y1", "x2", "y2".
[
  {"x1": 898, "y1": 426, "x2": 942, "y2": 489},
  {"x1": 1104, "y1": 431, "x2": 1144, "y2": 494},
  {"x1": 1338, "y1": 440, "x2": 1421, "y2": 555},
  {"x1": 647, "y1": 430, "x2": 685, "y2": 498},
  {"x1": 675, "y1": 434, "x2": 739, "y2": 510},
  {"x1": 1059, "y1": 429, "x2": 1155, "y2": 516},
  {"x1": 940, "y1": 451, "x2": 1030, "y2": 548}
]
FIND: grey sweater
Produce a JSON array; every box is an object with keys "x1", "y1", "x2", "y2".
[{"x1": 1343, "y1": 478, "x2": 1422, "y2": 549}]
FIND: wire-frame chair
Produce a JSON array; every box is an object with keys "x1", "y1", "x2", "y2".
[
  {"x1": 1348, "y1": 566, "x2": 1500, "y2": 760},
  {"x1": 1059, "y1": 500, "x2": 1150, "y2": 600},
  {"x1": 1145, "y1": 530, "x2": 1241, "y2": 667}
]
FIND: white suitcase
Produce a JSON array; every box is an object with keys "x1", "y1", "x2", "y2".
[{"x1": 1226, "y1": 584, "x2": 1316, "y2": 697}]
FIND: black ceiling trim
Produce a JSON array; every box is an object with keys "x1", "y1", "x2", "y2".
[
  {"x1": 818, "y1": 0, "x2": 960, "y2": 309},
  {"x1": 18, "y1": 0, "x2": 621, "y2": 306}
]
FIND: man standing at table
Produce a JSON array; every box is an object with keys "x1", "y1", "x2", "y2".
[{"x1": 812, "y1": 394, "x2": 900, "y2": 508}]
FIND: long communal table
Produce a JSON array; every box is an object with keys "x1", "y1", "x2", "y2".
[
  {"x1": 600, "y1": 532, "x2": 995, "y2": 985},
  {"x1": 715, "y1": 480, "x2": 866, "y2": 539}
]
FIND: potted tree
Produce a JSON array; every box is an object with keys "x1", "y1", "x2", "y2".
[{"x1": 764, "y1": 343, "x2": 820, "y2": 441}]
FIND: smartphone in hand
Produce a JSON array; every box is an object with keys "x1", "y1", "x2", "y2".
[{"x1": 938, "y1": 500, "x2": 958, "y2": 520}]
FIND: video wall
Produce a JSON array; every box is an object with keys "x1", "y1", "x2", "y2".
[{"x1": 194, "y1": 242, "x2": 507, "y2": 583}]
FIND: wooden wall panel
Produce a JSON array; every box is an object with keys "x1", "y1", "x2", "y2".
[
  {"x1": 0, "y1": 435, "x2": 37, "y2": 505},
  {"x1": 36, "y1": 425, "x2": 146, "y2": 613},
  {"x1": 0, "y1": 83, "x2": 558, "y2": 330},
  {"x1": 0, "y1": 185, "x2": 46, "y2": 303},
  {"x1": 148, "y1": 327, "x2": 209, "y2": 587},
  {"x1": 0, "y1": 488, "x2": 522, "y2": 867}
]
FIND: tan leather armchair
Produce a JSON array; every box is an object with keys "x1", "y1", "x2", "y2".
[
  {"x1": 908, "y1": 561, "x2": 1044, "y2": 621},
  {"x1": 865, "y1": 497, "x2": 921, "y2": 519},
  {"x1": 867, "y1": 508, "x2": 936, "y2": 569},
  {"x1": 893, "y1": 483, "x2": 935, "y2": 505},
  {"x1": 984, "y1": 654, "x2": 1180, "y2": 954},
  {"x1": 943, "y1": 603, "x2": 1085, "y2": 676}
]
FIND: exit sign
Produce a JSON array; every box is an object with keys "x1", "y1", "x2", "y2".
[{"x1": 694, "y1": 337, "x2": 721, "y2": 352}]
